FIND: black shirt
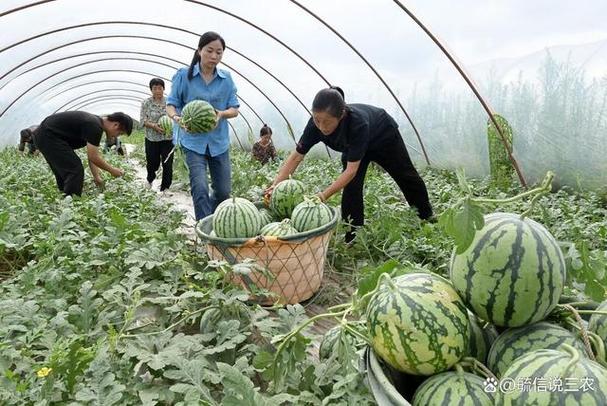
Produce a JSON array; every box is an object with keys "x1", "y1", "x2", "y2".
[
  {"x1": 38, "y1": 111, "x2": 104, "y2": 149},
  {"x1": 296, "y1": 103, "x2": 398, "y2": 162}
]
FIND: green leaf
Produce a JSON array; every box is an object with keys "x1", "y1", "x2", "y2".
[
  {"x1": 356, "y1": 259, "x2": 400, "y2": 299},
  {"x1": 440, "y1": 198, "x2": 485, "y2": 254},
  {"x1": 585, "y1": 279, "x2": 605, "y2": 302}
]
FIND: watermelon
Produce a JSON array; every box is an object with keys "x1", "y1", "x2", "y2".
[
  {"x1": 589, "y1": 301, "x2": 607, "y2": 345},
  {"x1": 412, "y1": 366, "x2": 494, "y2": 406},
  {"x1": 291, "y1": 196, "x2": 333, "y2": 232},
  {"x1": 366, "y1": 273, "x2": 470, "y2": 375},
  {"x1": 157, "y1": 115, "x2": 173, "y2": 137},
  {"x1": 450, "y1": 212, "x2": 566, "y2": 327},
  {"x1": 258, "y1": 208, "x2": 274, "y2": 228},
  {"x1": 467, "y1": 312, "x2": 498, "y2": 365},
  {"x1": 487, "y1": 321, "x2": 587, "y2": 377},
  {"x1": 498, "y1": 345, "x2": 607, "y2": 405},
  {"x1": 181, "y1": 100, "x2": 217, "y2": 134},
  {"x1": 259, "y1": 219, "x2": 298, "y2": 237},
  {"x1": 270, "y1": 179, "x2": 306, "y2": 219},
  {"x1": 212, "y1": 197, "x2": 262, "y2": 238}
]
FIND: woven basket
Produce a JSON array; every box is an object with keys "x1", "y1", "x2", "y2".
[{"x1": 195, "y1": 204, "x2": 339, "y2": 305}]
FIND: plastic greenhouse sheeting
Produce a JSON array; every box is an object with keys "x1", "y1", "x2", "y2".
[{"x1": 1, "y1": 0, "x2": 606, "y2": 189}]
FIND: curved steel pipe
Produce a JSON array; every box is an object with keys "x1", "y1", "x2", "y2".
[
  {"x1": 289, "y1": 0, "x2": 429, "y2": 163},
  {"x1": 0, "y1": 22, "x2": 330, "y2": 154},
  {"x1": 53, "y1": 88, "x2": 150, "y2": 113},
  {"x1": 3, "y1": 57, "x2": 271, "y2": 136},
  {"x1": 2, "y1": 52, "x2": 284, "y2": 147},
  {"x1": 391, "y1": 0, "x2": 526, "y2": 186}
]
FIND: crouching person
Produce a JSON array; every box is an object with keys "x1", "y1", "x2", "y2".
[{"x1": 33, "y1": 111, "x2": 133, "y2": 196}]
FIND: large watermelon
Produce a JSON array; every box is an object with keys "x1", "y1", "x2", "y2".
[
  {"x1": 212, "y1": 197, "x2": 262, "y2": 238},
  {"x1": 450, "y1": 212, "x2": 566, "y2": 327},
  {"x1": 589, "y1": 301, "x2": 607, "y2": 345},
  {"x1": 466, "y1": 311, "x2": 498, "y2": 365},
  {"x1": 497, "y1": 345, "x2": 607, "y2": 405},
  {"x1": 487, "y1": 321, "x2": 587, "y2": 377},
  {"x1": 259, "y1": 219, "x2": 298, "y2": 237},
  {"x1": 366, "y1": 273, "x2": 470, "y2": 375},
  {"x1": 290, "y1": 196, "x2": 333, "y2": 232},
  {"x1": 181, "y1": 100, "x2": 217, "y2": 134},
  {"x1": 157, "y1": 115, "x2": 173, "y2": 137},
  {"x1": 412, "y1": 367, "x2": 494, "y2": 406},
  {"x1": 270, "y1": 179, "x2": 306, "y2": 219}
]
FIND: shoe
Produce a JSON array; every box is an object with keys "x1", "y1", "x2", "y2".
[
  {"x1": 144, "y1": 182, "x2": 152, "y2": 190},
  {"x1": 160, "y1": 190, "x2": 173, "y2": 197}
]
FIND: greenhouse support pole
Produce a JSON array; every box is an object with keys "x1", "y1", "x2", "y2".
[{"x1": 392, "y1": 0, "x2": 527, "y2": 188}]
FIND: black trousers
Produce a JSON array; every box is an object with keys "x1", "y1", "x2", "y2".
[
  {"x1": 33, "y1": 131, "x2": 84, "y2": 196},
  {"x1": 145, "y1": 139, "x2": 174, "y2": 191},
  {"x1": 341, "y1": 127, "x2": 433, "y2": 242}
]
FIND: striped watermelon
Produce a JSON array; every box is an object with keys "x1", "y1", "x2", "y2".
[
  {"x1": 366, "y1": 273, "x2": 470, "y2": 375},
  {"x1": 467, "y1": 312, "x2": 498, "y2": 365},
  {"x1": 157, "y1": 115, "x2": 173, "y2": 137},
  {"x1": 589, "y1": 301, "x2": 607, "y2": 345},
  {"x1": 258, "y1": 208, "x2": 274, "y2": 228},
  {"x1": 487, "y1": 321, "x2": 587, "y2": 377},
  {"x1": 259, "y1": 219, "x2": 298, "y2": 237},
  {"x1": 412, "y1": 366, "x2": 494, "y2": 406},
  {"x1": 450, "y1": 212, "x2": 566, "y2": 327},
  {"x1": 181, "y1": 100, "x2": 217, "y2": 134},
  {"x1": 270, "y1": 179, "x2": 306, "y2": 219},
  {"x1": 291, "y1": 196, "x2": 333, "y2": 232},
  {"x1": 498, "y1": 345, "x2": 607, "y2": 405},
  {"x1": 212, "y1": 197, "x2": 262, "y2": 238}
]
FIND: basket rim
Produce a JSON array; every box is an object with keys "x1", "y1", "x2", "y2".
[{"x1": 195, "y1": 201, "x2": 339, "y2": 246}]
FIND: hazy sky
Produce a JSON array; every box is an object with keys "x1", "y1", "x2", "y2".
[{"x1": 1, "y1": 0, "x2": 606, "y2": 146}]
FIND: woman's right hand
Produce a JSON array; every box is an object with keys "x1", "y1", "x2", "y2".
[{"x1": 263, "y1": 184, "x2": 275, "y2": 206}]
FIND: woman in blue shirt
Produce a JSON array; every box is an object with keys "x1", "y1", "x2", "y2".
[{"x1": 166, "y1": 31, "x2": 240, "y2": 220}]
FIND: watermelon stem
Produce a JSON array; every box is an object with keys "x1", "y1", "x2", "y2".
[
  {"x1": 588, "y1": 333, "x2": 607, "y2": 367},
  {"x1": 458, "y1": 357, "x2": 497, "y2": 381},
  {"x1": 121, "y1": 304, "x2": 216, "y2": 339},
  {"x1": 471, "y1": 171, "x2": 554, "y2": 212}
]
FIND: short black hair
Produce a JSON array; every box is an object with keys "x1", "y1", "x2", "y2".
[
  {"x1": 149, "y1": 78, "x2": 165, "y2": 90},
  {"x1": 312, "y1": 86, "x2": 346, "y2": 118},
  {"x1": 106, "y1": 112, "x2": 133, "y2": 135},
  {"x1": 260, "y1": 124, "x2": 272, "y2": 136}
]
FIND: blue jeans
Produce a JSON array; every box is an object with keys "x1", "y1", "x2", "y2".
[{"x1": 184, "y1": 147, "x2": 231, "y2": 220}]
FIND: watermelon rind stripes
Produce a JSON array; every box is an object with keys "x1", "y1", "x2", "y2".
[
  {"x1": 258, "y1": 208, "x2": 274, "y2": 228},
  {"x1": 181, "y1": 100, "x2": 217, "y2": 134},
  {"x1": 412, "y1": 368, "x2": 494, "y2": 406},
  {"x1": 487, "y1": 321, "x2": 587, "y2": 377},
  {"x1": 450, "y1": 212, "x2": 566, "y2": 327},
  {"x1": 366, "y1": 273, "x2": 470, "y2": 375},
  {"x1": 212, "y1": 197, "x2": 262, "y2": 238},
  {"x1": 259, "y1": 219, "x2": 298, "y2": 237},
  {"x1": 157, "y1": 115, "x2": 173, "y2": 137},
  {"x1": 270, "y1": 179, "x2": 306, "y2": 219},
  {"x1": 291, "y1": 196, "x2": 333, "y2": 232},
  {"x1": 497, "y1": 345, "x2": 607, "y2": 405},
  {"x1": 589, "y1": 301, "x2": 607, "y2": 346}
]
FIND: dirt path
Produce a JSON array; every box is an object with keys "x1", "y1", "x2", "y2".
[{"x1": 124, "y1": 144, "x2": 197, "y2": 239}]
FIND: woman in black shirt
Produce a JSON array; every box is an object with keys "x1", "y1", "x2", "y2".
[{"x1": 267, "y1": 87, "x2": 433, "y2": 242}]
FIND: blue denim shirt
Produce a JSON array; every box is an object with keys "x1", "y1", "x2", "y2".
[{"x1": 167, "y1": 65, "x2": 239, "y2": 156}]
